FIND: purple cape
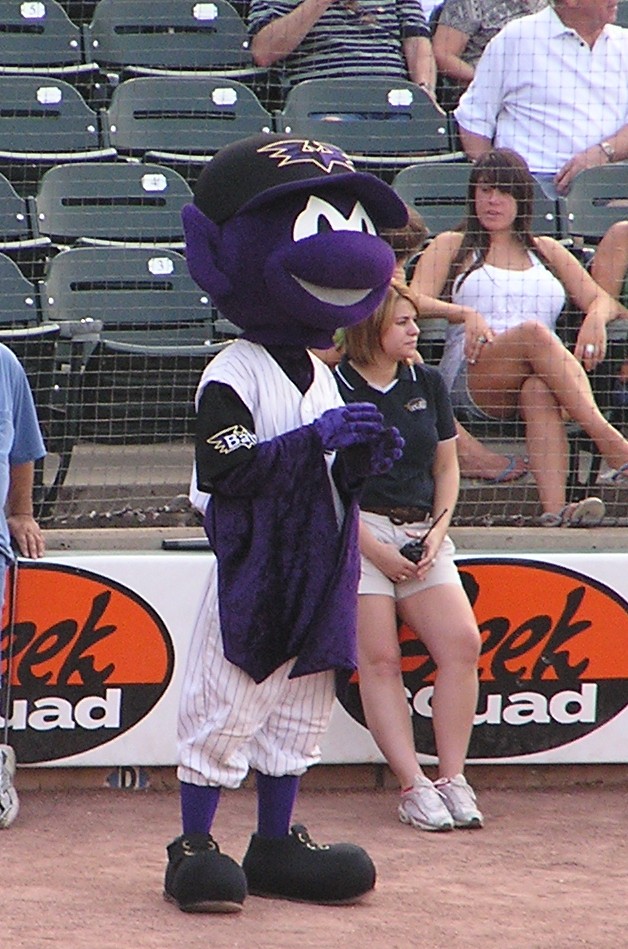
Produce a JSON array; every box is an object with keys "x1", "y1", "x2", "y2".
[{"x1": 204, "y1": 425, "x2": 361, "y2": 683}]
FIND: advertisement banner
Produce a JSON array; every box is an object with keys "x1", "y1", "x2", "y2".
[
  {"x1": 338, "y1": 555, "x2": 628, "y2": 764},
  {"x1": 1, "y1": 550, "x2": 627, "y2": 767}
]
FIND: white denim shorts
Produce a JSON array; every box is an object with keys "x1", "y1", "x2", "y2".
[{"x1": 358, "y1": 510, "x2": 462, "y2": 600}]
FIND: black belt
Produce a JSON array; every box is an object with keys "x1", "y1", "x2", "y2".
[{"x1": 362, "y1": 506, "x2": 431, "y2": 525}]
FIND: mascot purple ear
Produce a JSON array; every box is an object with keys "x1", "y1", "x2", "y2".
[
  {"x1": 181, "y1": 203, "x2": 232, "y2": 303},
  {"x1": 182, "y1": 133, "x2": 408, "y2": 348}
]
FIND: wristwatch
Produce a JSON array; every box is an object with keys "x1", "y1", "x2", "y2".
[{"x1": 599, "y1": 140, "x2": 615, "y2": 162}]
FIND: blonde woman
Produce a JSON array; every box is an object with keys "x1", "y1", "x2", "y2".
[{"x1": 335, "y1": 281, "x2": 483, "y2": 832}]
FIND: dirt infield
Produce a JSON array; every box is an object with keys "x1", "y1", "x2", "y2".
[{"x1": 4, "y1": 776, "x2": 627, "y2": 949}]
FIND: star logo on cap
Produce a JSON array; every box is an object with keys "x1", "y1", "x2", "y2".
[{"x1": 257, "y1": 139, "x2": 355, "y2": 174}]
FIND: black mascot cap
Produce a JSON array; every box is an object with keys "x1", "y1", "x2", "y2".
[{"x1": 192, "y1": 132, "x2": 408, "y2": 228}]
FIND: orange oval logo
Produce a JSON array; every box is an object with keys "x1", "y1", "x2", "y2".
[
  {"x1": 0, "y1": 562, "x2": 174, "y2": 763},
  {"x1": 340, "y1": 558, "x2": 628, "y2": 758}
]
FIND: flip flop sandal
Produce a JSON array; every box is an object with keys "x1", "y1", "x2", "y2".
[
  {"x1": 567, "y1": 497, "x2": 606, "y2": 527},
  {"x1": 610, "y1": 462, "x2": 628, "y2": 483},
  {"x1": 483, "y1": 454, "x2": 528, "y2": 484},
  {"x1": 539, "y1": 497, "x2": 606, "y2": 528},
  {"x1": 539, "y1": 509, "x2": 565, "y2": 527}
]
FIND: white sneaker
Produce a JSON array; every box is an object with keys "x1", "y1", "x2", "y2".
[
  {"x1": 0, "y1": 744, "x2": 19, "y2": 829},
  {"x1": 434, "y1": 774, "x2": 483, "y2": 829},
  {"x1": 398, "y1": 774, "x2": 454, "y2": 832}
]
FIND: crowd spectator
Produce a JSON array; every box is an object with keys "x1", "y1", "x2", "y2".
[
  {"x1": 454, "y1": 0, "x2": 628, "y2": 197},
  {"x1": 381, "y1": 207, "x2": 528, "y2": 482},
  {"x1": 432, "y1": 0, "x2": 546, "y2": 109},
  {"x1": 410, "y1": 148, "x2": 628, "y2": 524},
  {"x1": 590, "y1": 219, "x2": 628, "y2": 409},
  {"x1": 591, "y1": 220, "x2": 628, "y2": 307},
  {"x1": 248, "y1": 0, "x2": 436, "y2": 95},
  {"x1": 313, "y1": 207, "x2": 529, "y2": 482}
]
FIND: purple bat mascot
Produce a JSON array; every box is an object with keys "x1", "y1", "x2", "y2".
[{"x1": 164, "y1": 134, "x2": 407, "y2": 913}]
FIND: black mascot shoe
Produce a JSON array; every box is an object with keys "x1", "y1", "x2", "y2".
[
  {"x1": 163, "y1": 832, "x2": 247, "y2": 913},
  {"x1": 241, "y1": 824, "x2": 376, "y2": 905}
]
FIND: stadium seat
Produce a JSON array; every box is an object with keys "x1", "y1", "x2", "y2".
[
  {"x1": 0, "y1": 75, "x2": 116, "y2": 194},
  {"x1": 39, "y1": 245, "x2": 233, "y2": 443},
  {"x1": 0, "y1": 0, "x2": 97, "y2": 83},
  {"x1": 274, "y1": 78, "x2": 464, "y2": 176},
  {"x1": 392, "y1": 162, "x2": 562, "y2": 237},
  {"x1": 0, "y1": 250, "x2": 47, "y2": 327},
  {"x1": 83, "y1": 0, "x2": 263, "y2": 84},
  {"x1": 35, "y1": 161, "x2": 192, "y2": 250},
  {"x1": 39, "y1": 245, "x2": 228, "y2": 348},
  {"x1": 0, "y1": 250, "x2": 100, "y2": 518},
  {"x1": 562, "y1": 163, "x2": 628, "y2": 247},
  {"x1": 0, "y1": 171, "x2": 51, "y2": 271},
  {"x1": 103, "y1": 76, "x2": 273, "y2": 177}
]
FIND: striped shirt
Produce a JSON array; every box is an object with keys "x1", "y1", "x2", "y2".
[{"x1": 248, "y1": 0, "x2": 431, "y2": 87}]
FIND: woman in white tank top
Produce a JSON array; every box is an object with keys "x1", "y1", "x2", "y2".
[{"x1": 410, "y1": 149, "x2": 628, "y2": 524}]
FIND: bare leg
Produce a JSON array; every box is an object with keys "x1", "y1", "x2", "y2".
[
  {"x1": 519, "y1": 375, "x2": 569, "y2": 513},
  {"x1": 356, "y1": 594, "x2": 426, "y2": 789},
  {"x1": 455, "y1": 420, "x2": 527, "y2": 481},
  {"x1": 468, "y1": 322, "x2": 628, "y2": 471},
  {"x1": 398, "y1": 585, "x2": 480, "y2": 779}
]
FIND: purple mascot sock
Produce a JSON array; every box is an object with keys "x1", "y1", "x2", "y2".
[
  {"x1": 180, "y1": 782, "x2": 221, "y2": 836},
  {"x1": 256, "y1": 773, "x2": 300, "y2": 838}
]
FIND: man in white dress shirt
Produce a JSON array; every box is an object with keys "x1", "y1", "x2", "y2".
[{"x1": 454, "y1": 0, "x2": 628, "y2": 196}]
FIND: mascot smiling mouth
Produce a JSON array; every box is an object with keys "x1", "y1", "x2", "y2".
[{"x1": 291, "y1": 278, "x2": 371, "y2": 306}]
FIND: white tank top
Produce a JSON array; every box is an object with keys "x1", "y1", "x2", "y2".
[{"x1": 439, "y1": 251, "x2": 567, "y2": 389}]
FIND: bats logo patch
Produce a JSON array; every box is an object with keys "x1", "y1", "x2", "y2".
[{"x1": 207, "y1": 424, "x2": 257, "y2": 454}]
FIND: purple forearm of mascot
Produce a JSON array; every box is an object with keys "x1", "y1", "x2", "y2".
[{"x1": 163, "y1": 133, "x2": 407, "y2": 914}]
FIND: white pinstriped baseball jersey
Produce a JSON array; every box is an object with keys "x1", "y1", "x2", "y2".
[
  {"x1": 189, "y1": 340, "x2": 344, "y2": 515},
  {"x1": 179, "y1": 340, "x2": 345, "y2": 787}
]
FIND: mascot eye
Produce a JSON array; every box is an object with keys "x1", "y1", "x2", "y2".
[{"x1": 293, "y1": 196, "x2": 377, "y2": 242}]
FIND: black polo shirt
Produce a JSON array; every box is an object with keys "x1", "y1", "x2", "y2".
[{"x1": 334, "y1": 356, "x2": 457, "y2": 511}]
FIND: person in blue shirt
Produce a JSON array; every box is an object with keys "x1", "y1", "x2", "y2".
[{"x1": 0, "y1": 342, "x2": 46, "y2": 830}]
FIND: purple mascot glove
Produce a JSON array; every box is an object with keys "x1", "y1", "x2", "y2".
[
  {"x1": 367, "y1": 426, "x2": 405, "y2": 475},
  {"x1": 313, "y1": 403, "x2": 385, "y2": 451}
]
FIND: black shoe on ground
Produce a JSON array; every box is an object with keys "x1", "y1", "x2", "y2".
[
  {"x1": 241, "y1": 824, "x2": 376, "y2": 905},
  {"x1": 163, "y1": 833, "x2": 247, "y2": 913}
]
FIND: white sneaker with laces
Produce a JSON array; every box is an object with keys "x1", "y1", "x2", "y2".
[
  {"x1": 0, "y1": 743, "x2": 19, "y2": 829},
  {"x1": 434, "y1": 774, "x2": 483, "y2": 829},
  {"x1": 398, "y1": 774, "x2": 454, "y2": 832}
]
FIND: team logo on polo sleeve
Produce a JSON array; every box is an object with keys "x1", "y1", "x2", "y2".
[{"x1": 207, "y1": 425, "x2": 257, "y2": 454}]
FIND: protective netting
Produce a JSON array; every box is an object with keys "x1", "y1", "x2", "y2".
[{"x1": 0, "y1": 0, "x2": 625, "y2": 527}]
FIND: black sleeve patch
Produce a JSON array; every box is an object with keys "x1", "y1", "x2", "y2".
[{"x1": 195, "y1": 381, "x2": 257, "y2": 490}]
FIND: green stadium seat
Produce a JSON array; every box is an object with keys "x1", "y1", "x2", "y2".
[
  {"x1": 84, "y1": 0, "x2": 262, "y2": 83},
  {"x1": 275, "y1": 78, "x2": 464, "y2": 177},
  {"x1": 103, "y1": 76, "x2": 272, "y2": 178},
  {"x1": 0, "y1": 75, "x2": 115, "y2": 195},
  {"x1": 0, "y1": 0, "x2": 97, "y2": 82},
  {"x1": 39, "y1": 245, "x2": 233, "y2": 444},
  {"x1": 35, "y1": 160, "x2": 192, "y2": 250}
]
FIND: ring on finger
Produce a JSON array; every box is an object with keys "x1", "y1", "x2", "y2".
[
  {"x1": 584, "y1": 343, "x2": 595, "y2": 355},
  {"x1": 477, "y1": 334, "x2": 487, "y2": 344}
]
